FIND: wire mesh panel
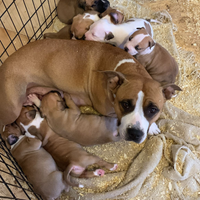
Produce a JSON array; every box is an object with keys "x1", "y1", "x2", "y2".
[
  {"x1": 0, "y1": 135, "x2": 43, "y2": 199},
  {"x1": 0, "y1": 0, "x2": 61, "y2": 199},
  {"x1": 0, "y1": 0, "x2": 59, "y2": 64}
]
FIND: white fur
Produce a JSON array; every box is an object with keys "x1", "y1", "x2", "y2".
[
  {"x1": 118, "y1": 91, "x2": 149, "y2": 143},
  {"x1": 83, "y1": 13, "x2": 100, "y2": 22},
  {"x1": 114, "y1": 59, "x2": 135, "y2": 71},
  {"x1": 2, "y1": 125, "x2": 5, "y2": 132},
  {"x1": 20, "y1": 112, "x2": 44, "y2": 135},
  {"x1": 110, "y1": 164, "x2": 118, "y2": 171},
  {"x1": 140, "y1": 45, "x2": 155, "y2": 55},
  {"x1": 85, "y1": 17, "x2": 153, "y2": 49},
  {"x1": 148, "y1": 122, "x2": 160, "y2": 135}
]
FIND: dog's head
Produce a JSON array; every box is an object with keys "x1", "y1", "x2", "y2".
[
  {"x1": 85, "y1": 17, "x2": 114, "y2": 42},
  {"x1": 71, "y1": 12, "x2": 99, "y2": 40},
  {"x1": 39, "y1": 91, "x2": 67, "y2": 118},
  {"x1": 101, "y1": 71, "x2": 181, "y2": 143},
  {"x1": 79, "y1": 0, "x2": 110, "y2": 13},
  {"x1": 15, "y1": 106, "x2": 37, "y2": 133},
  {"x1": 1, "y1": 123, "x2": 22, "y2": 149},
  {"x1": 124, "y1": 28, "x2": 155, "y2": 56}
]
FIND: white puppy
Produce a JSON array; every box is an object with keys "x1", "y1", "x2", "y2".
[{"x1": 85, "y1": 17, "x2": 156, "y2": 49}]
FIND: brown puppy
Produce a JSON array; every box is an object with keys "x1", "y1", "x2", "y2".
[
  {"x1": 27, "y1": 92, "x2": 119, "y2": 146},
  {"x1": 124, "y1": 28, "x2": 179, "y2": 84},
  {"x1": 16, "y1": 106, "x2": 118, "y2": 187},
  {"x1": 57, "y1": 0, "x2": 110, "y2": 24},
  {"x1": 2, "y1": 115, "x2": 68, "y2": 200}
]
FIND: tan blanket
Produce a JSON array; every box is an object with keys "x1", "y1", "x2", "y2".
[{"x1": 57, "y1": 0, "x2": 200, "y2": 199}]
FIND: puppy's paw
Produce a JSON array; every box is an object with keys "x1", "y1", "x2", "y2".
[
  {"x1": 148, "y1": 122, "x2": 160, "y2": 135},
  {"x1": 110, "y1": 164, "x2": 118, "y2": 171},
  {"x1": 93, "y1": 169, "x2": 105, "y2": 176},
  {"x1": 27, "y1": 94, "x2": 40, "y2": 107}
]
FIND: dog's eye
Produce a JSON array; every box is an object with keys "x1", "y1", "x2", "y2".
[
  {"x1": 135, "y1": 45, "x2": 140, "y2": 50},
  {"x1": 120, "y1": 100, "x2": 134, "y2": 113},
  {"x1": 144, "y1": 102, "x2": 159, "y2": 119},
  {"x1": 129, "y1": 36, "x2": 133, "y2": 41}
]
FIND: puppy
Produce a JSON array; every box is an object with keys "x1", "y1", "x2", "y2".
[
  {"x1": 2, "y1": 118, "x2": 68, "y2": 200},
  {"x1": 71, "y1": 11, "x2": 100, "y2": 40},
  {"x1": 124, "y1": 28, "x2": 179, "y2": 84},
  {"x1": 43, "y1": 25, "x2": 72, "y2": 40},
  {"x1": 85, "y1": 17, "x2": 155, "y2": 49},
  {"x1": 16, "y1": 106, "x2": 118, "y2": 187},
  {"x1": 57, "y1": 0, "x2": 110, "y2": 24},
  {"x1": 27, "y1": 92, "x2": 119, "y2": 146}
]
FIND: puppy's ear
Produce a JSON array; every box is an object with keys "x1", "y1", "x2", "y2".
[
  {"x1": 105, "y1": 31, "x2": 114, "y2": 40},
  {"x1": 26, "y1": 110, "x2": 36, "y2": 120},
  {"x1": 97, "y1": 70, "x2": 126, "y2": 92},
  {"x1": 162, "y1": 84, "x2": 182, "y2": 100},
  {"x1": 149, "y1": 39, "x2": 155, "y2": 49},
  {"x1": 109, "y1": 12, "x2": 118, "y2": 24}
]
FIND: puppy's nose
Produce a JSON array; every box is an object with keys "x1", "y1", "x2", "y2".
[
  {"x1": 124, "y1": 46, "x2": 129, "y2": 52},
  {"x1": 82, "y1": 35, "x2": 85, "y2": 40},
  {"x1": 126, "y1": 126, "x2": 144, "y2": 143}
]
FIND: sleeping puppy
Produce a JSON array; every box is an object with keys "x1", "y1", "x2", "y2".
[
  {"x1": 71, "y1": 11, "x2": 100, "y2": 40},
  {"x1": 57, "y1": 0, "x2": 110, "y2": 24},
  {"x1": 27, "y1": 92, "x2": 119, "y2": 146},
  {"x1": 85, "y1": 17, "x2": 155, "y2": 49},
  {"x1": 2, "y1": 120, "x2": 68, "y2": 200},
  {"x1": 16, "y1": 106, "x2": 118, "y2": 187},
  {"x1": 124, "y1": 28, "x2": 179, "y2": 84}
]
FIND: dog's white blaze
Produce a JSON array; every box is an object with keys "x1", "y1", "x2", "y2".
[
  {"x1": 118, "y1": 91, "x2": 149, "y2": 143},
  {"x1": 20, "y1": 112, "x2": 44, "y2": 135},
  {"x1": 11, "y1": 135, "x2": 25, "y2": 150},
  {"x1": 2, "y1": 125, "x2": 5, "y2": 132},
  {"x1": 114, "y1": 59, "x2": 135, "y2": 71}
]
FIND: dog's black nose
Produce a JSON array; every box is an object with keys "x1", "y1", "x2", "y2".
[
  {"x1": 124, "y1": 46, "x2": 129, "y2": 52},
  {"x1": 82, "y1": 35, "x2": 85, "y2": 40},
  {"x1": 126, "y1": 127, "x2": 144, "y2": 143}
]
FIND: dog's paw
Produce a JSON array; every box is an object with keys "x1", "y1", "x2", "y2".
[
  {"x1": 27, "y1": 94, "x2": 40, "y2": 107},
  {"x1": 148, "y1": 122, "x2": 160, "y2": 135},
  {"x1": 110, "y1": 164, "x2": 118, "y2": 171},
  {"x1": 93, "y1": 169, "x2": 105, "y2": 176}
]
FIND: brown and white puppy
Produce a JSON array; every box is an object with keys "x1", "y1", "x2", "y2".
[
  {"x1": 44, "y1": 25, "x2": 72, "y2": 40},
  {"x1": 124, "y1": 28, "x2": 179, "y2": 84},
  {"x1": 0, "y1": 40, "x2": 181, "y2": 144},
  {"x1": 71, "y1": 11, "x2": 100, "y2": 40},
  {"x1": 27, "y1": 92, "x2": 119, "y2": 146},
  {"x1": 85, "y1": 17, "x2": 155, "y2": 49},
  {"x1": 17, "y1": 106, "x2": 118, "y2": 187},
  {"x1": 57, "y1": 0, "x2": 110, "y2": 24},
  {"x1": 2, "y1": 116, "x2": 68, "y2": 200}
]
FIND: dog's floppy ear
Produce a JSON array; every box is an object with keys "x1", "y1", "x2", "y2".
[
  {"x1": 149, "y1": 39, "x2": 155, "y2": 49},
  {"x1": 162, "y1": 84, "x2": 182, "y2": 100},
  {"x1": 25, "y1": 110, "x2": 36, "y2": 120},
  {"x1": 98, "y1": 70, "x2": 126, "y2": 92},
  {"x1": 104, "y1": 31, "x2": 114, "y2": 40}
]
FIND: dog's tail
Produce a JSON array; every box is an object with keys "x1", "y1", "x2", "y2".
[{"x1": 63, "y1": 164, "x2": 84, "y2": 188}]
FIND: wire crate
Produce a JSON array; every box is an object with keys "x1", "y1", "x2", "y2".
[
  {"x1": 0, "y1": 0, "x2": 59, "y2": 199},
  {"x1": 0, "y1": 0, "x2": 59, "y2": 64}
]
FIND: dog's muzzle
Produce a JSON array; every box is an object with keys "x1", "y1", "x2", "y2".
[{"x1": 125, "y1": 124, "x2": 144, "y2": 143}]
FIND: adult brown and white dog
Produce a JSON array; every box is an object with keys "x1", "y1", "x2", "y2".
[
  {"x1": 0, "y1": 39, "x2": 181, "y2": 144},
  {"x1": 57, "y1": 0, "x2": 110, "y2": 24},
  {"x1": 2, "y1": 121, "x2": 68, "y2": 200},
  {"x1": 124, "y1": 28, "x2": 179, "y2": 84}
]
